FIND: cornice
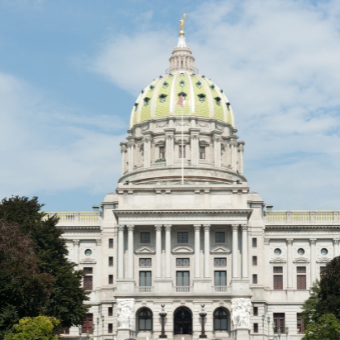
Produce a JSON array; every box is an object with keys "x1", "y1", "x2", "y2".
[
  {"x1": 114, "y1": 209, "x2": 252, "y2": 215},
  {"x1": 266, "y1": 225, "x2": 340, "y2": 229}
]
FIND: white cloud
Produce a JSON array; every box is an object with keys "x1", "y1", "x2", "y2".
[
  {"x1": 0, "y1": 71, "x2": 125, "y2": 199},
  {"x1": 89, "y1": 0, "x2": 340, "y2": 209}
]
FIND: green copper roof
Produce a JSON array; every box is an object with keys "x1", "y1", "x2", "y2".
[{"x1": 130, "y1": 71, "x2": 235, "y2": 128}]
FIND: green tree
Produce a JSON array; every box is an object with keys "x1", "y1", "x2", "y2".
[
  {"x1": 301, "y1": 279, "x2": 321, "y2": 325},
  {"x1": 0, "y1": 221, "x2": 53, "y2": 336},
  {"x1": 4, "y1": 316, "x2": 59, "y2": 340},
  {"x1": 0, "y1": 196, "x2": 89, "y2": 333},
  {"x1": 302, "y1": 314, "x2": 340, "y2": 340}
]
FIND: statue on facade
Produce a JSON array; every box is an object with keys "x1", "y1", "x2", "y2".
[
  {"x1": 117, "y1": 299, "x2": 134, "y2": 329},
  {"x1": 231, "y1": 298, "x2": 252, "y2": 329},
  {"x1": 179, "y1": 13, "x2": 187, "y2": 36}
]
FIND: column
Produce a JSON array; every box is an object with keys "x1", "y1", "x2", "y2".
[
  {"x1": 120, "y1": 143, "x2": 127, "y2": 175},
  {"x1": 165, "y1": 225, "x2": 172, "y2": 278},
  {"x1": 310, "y1": 238, "x2": 316, "y2": 283},
  {"x1": 238, "y1": 143, "x2": 244, "y2": 175},
  {"x1": 118, "y1": 225, "x2": 125, "y2": 279},
  {"x1": 73, "y1": 239, "x2": 80, "y2": 264},
  {"x1": 232, "y1": 225, "x2": 239, "y2": 278},
  {"x1": 204, "y1": 224, "x2": 211, "y2": 278},
  {"x1": 287, "y1": 238, "x2": 294, "y2": 288},
  {"x1": 194, "y1": 225, "x2": 201, "y2": 278},
  {"x1": 165, "y1": 133, "x2": 174, "y2": 166},
  {"x1": 230, "y1": 141, "x2": 237, "y2": 171},
  {"x1": 213, "y1": 135, "x2": 221, "y2": 168},
  {"x1": 95, "y1": 239, "x2": 102, "y2": 290},
  {"x1": 143, "y1": 135, "x2": 152, "y2": 168},
  {"x1": 189, "y1": 128, "x2": 200, "y2": 166},
  {"x1": 127, "y1": 141, "x2": 135, "y2": 172},
  {"x1": 155, "y1": 225, "x2": 162, "y2": 278},
  {"x1": 333, "y1": 239, "x2": 339, "y2": 258},
  {"x1": 241, "y1": 225, "x2": 249, "y2": 278},
  {"x1": 127, "y1": 225, "x2": 134, "y2": 279}
]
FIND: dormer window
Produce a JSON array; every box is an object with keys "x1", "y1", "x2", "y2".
[
  {"x1": 169, "y1": 73, "x2": 173, "y2": 77},
  {"x1": 144, "y1": 97, "x2": 151, "y2": 106},
  {"x1": 196, "y1": 81, "x2": 202, "y2": 89},
  {"x1": 163, "y1": 81, "x2": 169, "y2": 89},
  {"x1": 210, "y1": 84, "x2": 215, "y2": 91},
  {"x1": 180, "y1": 72, "x2": 184, "y2": 77},
  {"x1": 179, "y1": 80, "x2": 185, "y2": 87},
  {"x1": 197, "y1": 93, "x2": 206, "y2": 103},
  {"x1": 134, "y1": 103, "x2": 139, "y2": 111},
  {"x1": 214, "y1": 96, "x2": 222, "y2": 106},
  {"x1": 149, "y1": 85, "x2": 155, "y2": 92},
  {"x1": 159, "y1": 94, "x2": 167, "y2": 103},
  {"x1": 178, "y1": 91, "x2": 187, "y2": 99},
  {"x1": 226, "y1": 102, "x2": 231, "y2": 110},
  {"x1": 191, "y1": 73, "x2": 196, "y2": 77}
]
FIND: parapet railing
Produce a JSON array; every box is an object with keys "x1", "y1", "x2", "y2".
[
  {"x1": 265, "y1": 211, "x2": 340, "y2": 223},
  {"x1": 43, "y1": 212, "x2": 101, "y2": 223}
]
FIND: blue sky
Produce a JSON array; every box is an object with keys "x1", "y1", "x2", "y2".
[{"x1": 0, "y1": 0, "x2": 340, "y2": 212}]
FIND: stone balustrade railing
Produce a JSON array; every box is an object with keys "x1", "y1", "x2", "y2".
[
  {"x1": 43, "y1": 212, "x2": 101, "y2": 224},
  {"x1": 265, "y1": 211, "x2": 340, "y2": 223}
]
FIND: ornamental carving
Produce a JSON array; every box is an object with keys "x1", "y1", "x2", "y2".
[
  {"x1": 118, "y1": 225, "x2": 125, "y2": 232},
  {"x1": 232, "y1": 224, "x2": 239, "y2": 231},
  {"x1": 310, "y1": 239, "x2": 317, "y2": 245},
  {"x1": 120, "y1": 145, "x2": 127, "y2": 153},
  {"x1": 194, "y1": 224, "x2": 201, "y2": 231},
  {"x1": 117, "y1": 298, "x2": 134, "y2": 329},
  {"x1": 286, "y1": 238, "x2": 294, "y2": 245},
  {"x1": 334, "y1": 238, "x2": 340, "y2": 245},
  {"x1": 155, "y1": 225, "x2": 163, "y2": 231},
  {"x1": 127, "y1": 225, "x2": 135, "y2": 232},
  {"x1": 156, "y1": 122, "x2": 168, "y2": 128},
  {"x1": 141, "y1": 123, "x2": 149, "y2": 131},
  {"x1": 164, "y1": 224, "x2": 172, "y2": 231},
  {"x1": 143, "y1": 137, "x2": 152, "y2": 143},
  {"x1": 166, "y1": 135, "x2": 174, "y2": 140},
  {"x1": 73, "y1": 239, "x2": 80, "y2": 246},
  {"x1": 241, "y1": 224, "x2": 248, "y2": 231},
  {"x1": 203, "y1": 224, "x2": 211, "y2": 231},
  {"x1": 231, "y1": 298, "x2": 252, "y2": 329}
]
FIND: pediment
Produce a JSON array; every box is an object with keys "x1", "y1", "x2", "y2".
[
  {"x1": 80, "y1": 258, "x2": 97, "y2": 264},
  {"x1": 317, "y1": 256, "x2": 331, "y2": 263},
  {"x1": 270, "y1": 257, "x2": 286, "y2": 263},
  {"x1": 135, "y1": 247, "x2": 155, "y2": 255},
  {"x1": 172, "y1": 246, "x2": 194, "y2": 255},
  {"x1": 293, "y1": 257, "x2": 309, "y2": 263},
  {"x1": 210, "y1": 246, "x2": 231, "y2": 254}
]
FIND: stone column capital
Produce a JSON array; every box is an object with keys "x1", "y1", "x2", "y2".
[
  {"x1": 286, "y1": 238, "x2": 294, "y2": 245},
  {"x1": 118, "y1": 225, "x2": 125, "y2": 232},
  {"x1": 232, "y1": 224, "x2": 239, "y2": 231},
  {"x1": 310, "y1": 238, "x2": 317, "y2": 245},
  {"x1": 334, "y1": 238, "x2": 340, "y2": 245},
  {"x1": 164, "y1": 224, "x2": 172, "y2": 231},
  {"x1": 73, "y1": 239, "x2": 80, "y2": 246},
  {"x1": 194, "y1": 224, "x2": 201, "y2": 231},
  {"x1": 241, "y1": 224, "x2": 248, "y2": 231},
  {"x1": 155, "y1": 225, "x2": 163, "y2": 231},
  {"x1": 203, "y1": 224, "x2": 211, "y2": 231},
  {"x1": 127, "y1": 225, "x2": 135, "y2": 232}
]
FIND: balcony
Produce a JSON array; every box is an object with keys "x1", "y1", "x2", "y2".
[
  {"x1": 175, "y1": 286, "x2": 191, "y2": 292},
  {"x1": 213, "y1": 286, "x2": 227, "y2": 292},
  {"x1": 137, "y1": 286, "x2": 154, "y2": 293}
]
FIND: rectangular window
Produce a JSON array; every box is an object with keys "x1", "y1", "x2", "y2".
[
  {"x1": 214, "y1": 271, "x2": 227, "y2": 286},
  {"x1": 176, "y1": 258, "x2": 190, "y2": 267},
  {"x1": 62, "y1": 328, "x2": 70, "y2": 334},
  {"x1": 252, "y1": 256, "x2": 257, "y2": 266},
  {"x1": 108, "y1": 238, "x2": 113, "y2": 248},
  {"x1": 83, "y1": 267, "x2": 93, "y2": 274},
  {"x1": 108, "y1": 307, "x2": 113, "y2": 316},
  {"x1": 140, "y1": 232, "x2": 150, "y2": 243},
  {"x1": 108, "y1": 256, "x2": 113, "y2": 266},
  {"x1": 159, "y1": 146, "x2": 165, "y2": 159},
  {"x1": 274, "y1": 313, "x2": 285, "y2": 333},
  {"x1": 214, "y1": 258, "x2": 226, "y2": 267},
  {"x1": 82, "y1": 314, "x2": 93, "y2": 334},
  {"x1": 215, "y1": 232, "x2": 225, "y2": 243},
  {"x1": 297, "y1": 313, "x2": 304, "y2": 334},
  {"x1": 108, "y1": 275, "x2": 113, "y2": 284},
  {"x1": 179, "y1": 145, "x2": 186, "y2": 158},
  {"x1": 252, "y1": 274, "x2": 258, "y2": 284},
  {"x1": 320, "y1": 266, "x2": 327, "y2": 274},
  {"x1": 139, "y1": 258, "x2": 152, "y2": 267},
  {"x1": 139, "y1": 271, "x2": 152, "y2": 286},
  {"x1": 252, "y1": 238, "x2": 257, "y2": 247},
  {"x1": 199, "y1": 147, "x2": 205, "y2": 159},
  {"x1": 176, "y1": 271, "x2": 190, "y2": 286},
  {"x1": 273, "y1": 267, "x2": 283, "y2": 290},
  {"x1": 253, "y1": 307, "x2": 258, "y2": 316},
  {"x1": 108, "y1": 324, "x2": 113, "y2": 333},
  {"x1": 297, "y1": 267, "x2": 306, "y2": 289},
  {"x1": 253, "y1": 323, "x2": 258, "y2": 333},
  {"x1": 177, "y1": 232, "x2": 188, "y2": 243},
  {"x1": 84, "y1": 276, "x2": 93, "y2": 290}
]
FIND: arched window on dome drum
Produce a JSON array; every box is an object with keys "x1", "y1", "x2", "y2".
[
  {"x1": 213, "y1": 308, "x2": 228, "y2": 331},
  {"x1": 199, "y1": 147, "x2": 205, "y2": 159},
  {"x1": 179, "y1": 145, "x2": 186, "y2": 158},
  {"x1": 138, "y1": 308, "x2": 153, "y2": 331},
  {"x1": 159, "y1": 147, "x2": 165, "y2": 159}
]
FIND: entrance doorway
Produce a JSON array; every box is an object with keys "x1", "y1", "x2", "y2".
[{"x1": 174, "y1": 307, "x2": 192, "y2": 335}]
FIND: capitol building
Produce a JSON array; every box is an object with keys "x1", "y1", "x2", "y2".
[{"x1": 55, "y1": 17, "x2": 340, "y2": 340}]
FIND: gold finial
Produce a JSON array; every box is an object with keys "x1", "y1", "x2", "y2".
[{"x1": 179, "y1": 13, "x2": 187, "y2": 36}]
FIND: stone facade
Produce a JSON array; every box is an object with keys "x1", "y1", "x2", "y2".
[{"x1": 54, "y1": 35, "x2": 340, "y2": 340}]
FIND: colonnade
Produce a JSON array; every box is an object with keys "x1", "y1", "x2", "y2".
[{"x1": 116, "y1": 224, "x2": 249, "y2": 282}]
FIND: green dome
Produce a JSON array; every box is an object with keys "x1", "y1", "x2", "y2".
[{"x1": 130, "y1": 71, "x2": 235, "y2": 128}]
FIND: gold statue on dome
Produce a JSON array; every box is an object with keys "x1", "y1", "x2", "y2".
[{"x1": 179, "y1": 13, "x2": 187, "y2": 36}]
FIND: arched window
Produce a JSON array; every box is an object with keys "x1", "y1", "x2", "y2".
[
  {"x1": 138, "y1": 308, "x2": 152, "y2": 331},
  {"x1": 214, "y1": 308, "x2": 228, "y2": 331}
]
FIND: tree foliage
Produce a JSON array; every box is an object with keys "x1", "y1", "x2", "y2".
[
  {"x1": 0, "y1": 196, "x2": 89, "y2": 336},
  {"x1": 302, "y1": 314, "x2": 340, "y2": 340},
  {"x1": 301, "y1": 279, "x2": 321, "y2": 325},
  {"x1": 4, "y1": 316, "x2": 59, "y2": 340}
]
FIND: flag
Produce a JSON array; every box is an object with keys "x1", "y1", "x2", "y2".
[{"x1": 177, "y1": 95, "x2": 184, "y2": 107}]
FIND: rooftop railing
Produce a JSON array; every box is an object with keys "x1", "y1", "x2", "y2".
[
  {"x1": 43, "y1": 212, "x2": 101, "y2": 223},
  {"x1": 265, "y1": 211, "x2": 340, "y2": 223}
]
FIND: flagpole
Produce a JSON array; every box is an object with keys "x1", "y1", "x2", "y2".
[{"x1": 181, "y1": 99, "x2": 184, "y2": 185}]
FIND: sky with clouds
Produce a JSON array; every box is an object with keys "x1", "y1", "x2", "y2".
[{"x1": 0, "y1": 0, "x2": 339, "y2": 211}]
